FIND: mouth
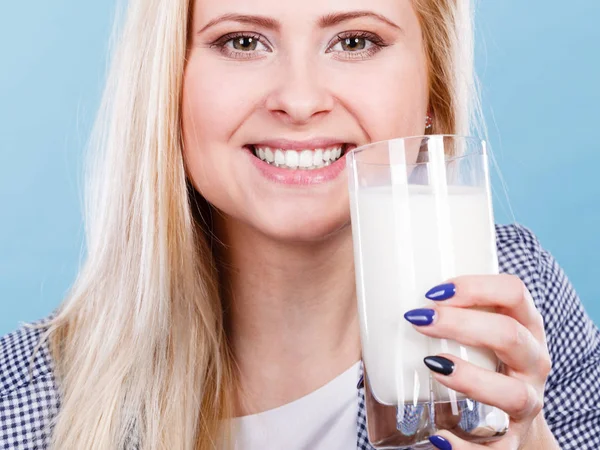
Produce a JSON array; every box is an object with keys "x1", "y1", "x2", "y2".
[{"x1": 244, "y1": 143, "x2": 356, "y2": 170}]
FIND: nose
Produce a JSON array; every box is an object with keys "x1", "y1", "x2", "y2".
[{"x1": 264, "y1": 58, "x2": 335, "y2": 125}]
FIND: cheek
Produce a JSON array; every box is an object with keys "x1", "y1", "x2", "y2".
[
  {"x1": 182, "y1": 56, "x2": 253, "y2": 142},
  {"x1": 330, "y1": 55, "x2": 429, "y2": 141},
  {"x1": 181, "y1": 58, "x2": 234, "y2": 206},
  {"x1": 181, "y1": 54, "x2": 266, "y2": 199}
]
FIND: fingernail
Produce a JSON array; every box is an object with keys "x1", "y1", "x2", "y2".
[
  {"x1": 404, "y1": 308, "x2": 436, "y2": 326},
  {"x1": 425, "y1": 283, "x2": 456, "y2": 301},
  {"x1": 424, "y1": 356, "x2": 455, "y2": 376},
  {"x1": 429, "y1": 435, "x2": 452, "y2": 450}
]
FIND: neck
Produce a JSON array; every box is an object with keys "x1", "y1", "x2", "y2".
[{"x1": 214, "y1": 214, "x2": 360, "y2": 416}]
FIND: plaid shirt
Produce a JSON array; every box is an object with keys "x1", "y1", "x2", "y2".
[{"x1": 1, "y1": 224, "x2": 599, "y2": 449}]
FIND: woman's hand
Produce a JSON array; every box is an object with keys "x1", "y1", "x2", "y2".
[{"x1": 404, "y1": 275, "x2": 559, "y2": 450}]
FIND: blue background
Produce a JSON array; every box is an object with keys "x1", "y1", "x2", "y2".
[{"x1": 1, "y1": 1, "x2": 598, "y2": 334}]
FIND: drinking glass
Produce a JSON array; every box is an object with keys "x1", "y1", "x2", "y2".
[{"x1": 346, "y1": 135, "x2": 509, "y2": 449}]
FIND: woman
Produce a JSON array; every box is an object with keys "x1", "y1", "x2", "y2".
[{"x1": 0, "y1": 0, "x2": 598, "y2": 448}]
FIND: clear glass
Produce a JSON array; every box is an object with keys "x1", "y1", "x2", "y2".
[{"x1": 347, "y1": 135, "x2": 509, "y2": 449}]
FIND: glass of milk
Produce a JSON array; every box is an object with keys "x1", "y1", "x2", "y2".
[{"x1": 347, "y1": 135, "x2": 509, "y2": 449}]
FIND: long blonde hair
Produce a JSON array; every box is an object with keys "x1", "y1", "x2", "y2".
[{"x1": 46, "y1": 0, "x2": 478, "y2": 448}]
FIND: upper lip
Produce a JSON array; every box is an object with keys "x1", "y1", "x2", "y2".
[{"x1": 248, "y1": 138, "x2": 354, "y2": 151}]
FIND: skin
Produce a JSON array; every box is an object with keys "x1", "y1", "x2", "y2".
[{"x1": 182, "y1": 0, "x2": 560, "y2": 448}]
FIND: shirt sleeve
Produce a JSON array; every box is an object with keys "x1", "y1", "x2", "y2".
[{"x1": 537, "y1": 248, "x2": 600, "y2": 449}]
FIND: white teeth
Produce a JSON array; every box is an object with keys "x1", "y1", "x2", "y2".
[
  {"x1": 274, "y1": 149, "x2": 285, "y2": 166},
  {"x1": 313, "y1": 149, "x2": 324, "y2": 166},
  {"x1": 265, "y1": 148, "x2": 274, "y2": 163},
  {"x1": 299, "y1": 150, "x2": 313, "y2": 168},
  {"x1": 285, "y1": 150, "x2": 299, "y2": 169},
  {"x1": 253, "y1": 145, "x2": 345, "y2": 169}
]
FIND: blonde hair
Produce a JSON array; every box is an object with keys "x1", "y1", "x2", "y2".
[
  {"x1": 415, "y1": 0, "x2": 479, "y2": 136},
  {"x1": 45, "y1": 0, "x2": 478, "y2": 448}
]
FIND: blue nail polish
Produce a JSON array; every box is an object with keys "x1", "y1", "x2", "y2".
[
  {"x1": 404, "y1": 308, "x2": 435, "y2": 326},
  {"x1": 429, "y1": 435, "x2": 452, "y2": 450},
  {"x1": 424, "y1": 356, "x2": 455, "y2": 376},
  {"x1": 425, "y1": 283, "x2": 456, "y2": 301}
]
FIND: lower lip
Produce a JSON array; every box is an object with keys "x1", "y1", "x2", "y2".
[{"x1": 245, "y1": 148, "x2": 348, "y2": 186}]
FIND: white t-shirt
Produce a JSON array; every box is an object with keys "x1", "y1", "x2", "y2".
[{"x1": 232, "y1": 362, "x2": 361, "y2": 450}]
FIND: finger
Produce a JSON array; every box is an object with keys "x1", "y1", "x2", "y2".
[
  {"x1": 425, "y1": 354, "x2": 544, "y2": 421},
  {"x1": 429, "y1": 275, "x2": 545, "y2": 338},
  {"x1": 405, "y1": 306, "x2": 549, "y2": 375},
  {"x1": 429, "y1": 430, "x2": 519, "y2": 450},
  {"x1": 428, "y1": 432, "x2": 482, "y2": 450}
]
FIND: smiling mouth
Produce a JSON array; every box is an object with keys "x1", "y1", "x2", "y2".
[{"x1": 246, "y1": 144, "x2": 355, "y2": 170}]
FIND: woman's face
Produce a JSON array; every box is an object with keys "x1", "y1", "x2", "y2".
[{"x1": 182, "y1": 0, "x2": 428, "y2": 242}]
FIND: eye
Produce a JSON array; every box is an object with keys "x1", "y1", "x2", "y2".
[
  {"x1": 331, "y1": 36, "x2": 373, "y2": 52},
  {"x1": 326, "y1": 31, "x2": 387, "y2": 60},
  {"x1": 211, "y1": 32, "x2": 272, "y2": 59},
  {"x1": 226, "y1": 35, "x2": 269, "y2": 52}
]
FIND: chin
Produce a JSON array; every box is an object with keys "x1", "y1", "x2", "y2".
[{"x1": 254, "y1": 208, "x2": 351, "y2": 244}]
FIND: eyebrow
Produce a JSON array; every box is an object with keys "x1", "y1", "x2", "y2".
[
  {"x1": 198, "y1": 14, "x2": 280, "y2": 33},
  {"x1": 198, "y1": 10, "x2": 402, "y2": 34},
  {"x1": 318, "y1": 11, "x2": 402, "y2": 31}
]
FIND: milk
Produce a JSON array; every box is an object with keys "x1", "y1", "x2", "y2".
[{"x1": 350, "y1": 184, "x2": 499, "y2": 405}]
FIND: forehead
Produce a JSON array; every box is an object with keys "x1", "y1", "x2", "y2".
[{"x1": 192, "y1": 0, "x2": 415, "y2": 27}]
